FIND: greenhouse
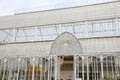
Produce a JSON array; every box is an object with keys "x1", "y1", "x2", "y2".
[{"x1": 0, "y1": 1, "x2": 120, "y2": 80}]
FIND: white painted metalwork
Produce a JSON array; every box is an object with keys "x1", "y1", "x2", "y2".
[
  {"x1": 16, "y1": 58, "x2": 21, "y2": 80},
  {"x1": 0, "y1": 55, "x2": 119, "y2": 80},
  {"x1": 0, "y1": 18, "x2": 120, "y2": 43},
  {"x1": 50, "y1": 32, "x2": 82, "y2": 55},
  {"x1": 54, "y1": 56, "x2": 58, "y2": 80},
  {"x1": 82, "y1": 56, "x2": 84, "y2": 80},
  {"x1": 2, "y1": 58, "x2": 7, "y2": 80},
  {"x1": 0, "y1": 27, "x2": 120, "y2": 80},
  {"x1": 40, "y1": 58, "x2": 43, "y2": 80},
  {"x1": 32, "y1": 57, "x2": 35, "y2": 80},
  {"x1": 100, "y1": 55, "x2": 104, "y2": 80},
  {"x1": 87, "y1": 57, "x2": 89, "y2": 80},
  {"x1": 74, "y1": 55, "x2": 77, "y2": 80}
]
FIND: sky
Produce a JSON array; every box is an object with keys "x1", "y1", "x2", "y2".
[{"x1": 0, "y1": 0, "x2": 115, "y2": 16}]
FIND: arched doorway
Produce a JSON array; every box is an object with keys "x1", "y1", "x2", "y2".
[{"x1": 50, "y1": 32, "x2": 83, "y2": 80}]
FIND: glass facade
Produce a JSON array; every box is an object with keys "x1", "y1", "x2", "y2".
[
  {"x1": 0, "y1": 55, "x2": 120, "y2": 80},
  {"x1": 0, "y1": 30, "x2": 120, "y2": 80},
  {"x1": 0, "y1": 18, "x2": 119, "y2": 43}
]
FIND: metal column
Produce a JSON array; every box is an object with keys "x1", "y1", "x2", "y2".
[
  {"x1": 54, "y1": 56, "x2": 58, "y2": 80},
  {"x1": 32, "y1": 57, "x2": 35, "y2": 80},
  {"x1": 87, "y1": 57, "x2": 89, "y2": 80},
  {"x1": 74, "y1": 55, "x2": 77, "y2": 80},
  {"x1": 82, "y1": 56, "x2": 84, "y2": 80},
  {"x1": 100, "y1": 55, "x2": 104, "y2": 80},
  {"x1": 17, "y1": 58, "x2": 21, "y2": 80}
]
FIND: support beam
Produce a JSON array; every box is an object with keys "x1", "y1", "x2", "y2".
[
  {"x1": 2, "y1": 58, "x2": 7, "y2": 80},
  {"x1": 54, "y1": 56, "x2": 58, "y2": 80},
  {"x1": 32, "y1": 57, "x2": 35, "y2": 80},
  {"x1": 17, "y1": 58, "x2": 21, "y2": 80},
  {"x1": 48, "y1": 57, "x2": 50, "y2": 80},
  {"x1": 82, "y1": 56, "x2": 84, "y2": 80},
  {"x1": 74, "y1": 55, "x2": 77, "y2": 80},
  {"x1": 87, "y1": 57, "x2": 89, "y2": 80},
  {"x1": 40, "y1": 58, "x2": 43, "y2": 80},
  {"x1": 100, "y1": 55, "x2": 104, "y2": 80},
  {"x1": 57, "y1": 57, "x2": 59, "y2": 80}
]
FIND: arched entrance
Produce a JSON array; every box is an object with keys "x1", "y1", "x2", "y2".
[{"x1": 50, "y1": 32, "x2": 83, "y2": 80}]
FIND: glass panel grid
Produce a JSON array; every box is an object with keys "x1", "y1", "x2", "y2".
[{"x1": 0, "y1": 19, "x2": 119, "y2": 43}]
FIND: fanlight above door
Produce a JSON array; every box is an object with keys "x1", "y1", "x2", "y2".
[{"x1": 50, "y1": 32, "x2": 83, "y2": 55}]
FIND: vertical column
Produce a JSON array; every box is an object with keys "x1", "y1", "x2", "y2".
[
  {"x1": 2, "y1": 58, "x2": 7, "y2": 80},
  {"x1": 17, "y1": 58, "x2": 21, "y2": 80},
  {"x1": 40, "y1": 58, "x2": 43, "y2": 80},
  {"x1": 24, "y1": 58, "x2": 27, "y2": 80},
  {"x1": 118, "y1": 56, "x2": 120, "y2": 77},
  {"x1": 28, "y1": 58, "x2": 31, "y2": 80},
  {"x1": 114, "y1": 56, "x2": 118, "y2": 80},
  {"x1": 54, "y1": 56, "x2": 58, "y2": 80},
  {"x1": 91, "y1": 56, "x2": 94, "y2": 80},
  {"x1": 58, "y1": 57, "x2": 61, "y2": 80},
  {"x1": 82, "y1": 56, "x2": 84, "y2": 80},
  {"x1": 21, "y1": 58, "x2": 25, "y2": 80},
  {"x1": 32, "y1": 57, "x2": 35, "y2": 80},
  {"x1": 94, "y1": 57, "x2": 96, "y2": 80},
  {"x1": 50, "y1": 56, "x2": 53, "y2": 80},
  {"x1": 74, "y1": 55, "x2": 77, "y2": 80},
  {"x1": 0, "y1": 59, "x2": 3, "y2": 76},
  {"x1": 8, "y1": 59, "x2": 13, "y2": 80},
  {"x1": 87, "y1": 57, "x2": 89, "y2": 80},
  {"x1": 44, "y1": 58, "x2": 47, "y2": 80},
  {"x1": 106, "y1": 57, "x2": 108, "y2": 77},
  {"x1": 48, "y1": 57, "x2": 50, "y2": 80},
  {"x1": 111, "y1": 56, "x2": 114, "y2": 79},
  {"x1": 96, "y1": 57, "x2": 99, "y2": 80},
  {"x1": 100, "y1": 55, "x2": 104, "y2": 80},
  {"x1": 49, "y1": 57, "x2": 51, "y2": 80},
  {"x1": 77, "y1": 56, "x2": 79, "y2": 79},
  {"x1": 75, "y1": 55, "x2": 78, "y2": 78}
]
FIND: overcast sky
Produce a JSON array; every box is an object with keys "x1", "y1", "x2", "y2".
[{"x1": 0, "y1": 0, "x2": 115, "y2": 16}]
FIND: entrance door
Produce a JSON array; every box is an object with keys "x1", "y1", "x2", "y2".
[{"x1": 57, "y1": 56, "x2": 74, "y2": 80}]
